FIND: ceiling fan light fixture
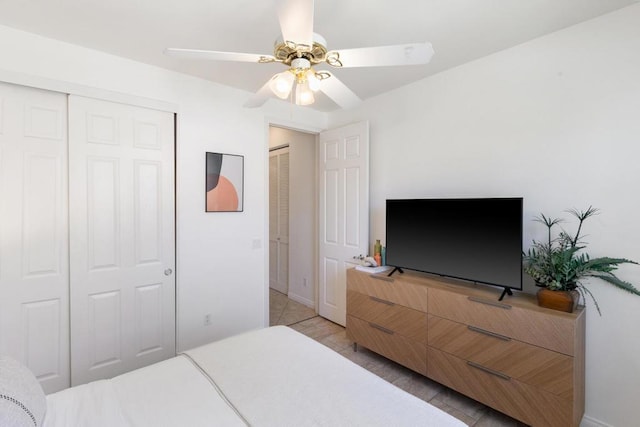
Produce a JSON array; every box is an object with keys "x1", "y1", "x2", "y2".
[
  {"x1": 295, "y1": 79, "x2": 315, "y2": 106},
  {"x1": 306, "y1": 70, "x2": 320, "y2": 92},
  {"x1": 269, "y1": 71, "x2": 295, "y2": 99}
]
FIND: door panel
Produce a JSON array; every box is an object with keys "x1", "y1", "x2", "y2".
[
  {"x1": 135, "y1": 283, "x2": 164, "y2": 355},
  {"x1": 269, "y1": 148, "x2": 289, "y2": 294},
  {"x1": 0, "y1": 82, "x2": 69, "y2": 393},
  {"x1": 324, "y1": 168, "x2": 339, "y2": 243},
  {"x1": 23, "y1": 299, "x2": 62, "y2": 382},
  {"x1": 88, "y1": 290, "x2": 121, "y2": 369},
  {"x1": 135, "y1": 161, "x2": 162, "y2": 263},
  {"x1": 69, "y1": 95, "x2": 175, "y2": 386},
  {"x1": 318, "y1": 121, "x2": 369, "y2": 326},
  {"x1": 87, "y1": 157, "x2": 119, "y2": 268},
  {"x1": 24, "y1": 153, "x2": 63, "y2": 275},
  {"x1": 345, "y1": 166, "x2": 361, "y2": 247}
]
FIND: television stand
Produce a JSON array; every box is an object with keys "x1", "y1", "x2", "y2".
[
  {"x1": 346, "y1": 268, "x2": 585, "y2": 427},
  {"x1": 387, "y1": 266, "x2": 404, "y2": 277},
  {"x1": 498, "y1": 286, "x2": 513, "y2": 301}
]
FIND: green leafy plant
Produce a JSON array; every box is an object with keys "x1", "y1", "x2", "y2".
[{"x1": 522, "y1": 206, "x2": 640, "y2": 314}]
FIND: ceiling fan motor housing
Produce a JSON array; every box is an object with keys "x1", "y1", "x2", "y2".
[{"x1": 273, "y1": 33, "x2": 328, "y2": 65}]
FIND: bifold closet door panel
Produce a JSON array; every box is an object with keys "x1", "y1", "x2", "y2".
[
  {"x1": 68, "y1": 95, "x2": 176, "y2": 386},
  {"x1": 269, "y1": 147, "x2": 289, "y2": 295},
  {"x1": 0, "y1": 82, "x2": 70, "y2": 393}
]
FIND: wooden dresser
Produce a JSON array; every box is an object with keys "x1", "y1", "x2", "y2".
[{"x1": 346, "y1": 268, "x2": 585, "y2": 427}]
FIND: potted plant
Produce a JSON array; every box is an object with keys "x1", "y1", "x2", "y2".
[{"x1": 523, "y1": 206, "x2": 640, "y2": 314}]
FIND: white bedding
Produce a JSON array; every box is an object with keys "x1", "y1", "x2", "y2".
[
  {"x1": 185, "y1": 326, "x2": 464, "y2": 427},
  {"x1": 44, "y1": 355, "x2": 246, "y2": 427},
  {"x1": 43, "y1": 326, "x2": 465, "y2": 427}
]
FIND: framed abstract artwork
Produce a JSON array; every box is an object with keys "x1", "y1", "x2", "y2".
[{"x1": 205, "y1": 152, "x2": 244, "y2": 212}]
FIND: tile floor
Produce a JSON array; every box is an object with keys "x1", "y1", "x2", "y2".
[
  {"x1": 270, "y1": 290, "x2": 527, "y2": 427},
  {"x1": 269, "y1": 289, "x2": 316, "y2": 326}
]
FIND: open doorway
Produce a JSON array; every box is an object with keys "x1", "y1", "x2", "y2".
[{"x1": 268, "y1": 125, "x2": 317, "y2": 326}]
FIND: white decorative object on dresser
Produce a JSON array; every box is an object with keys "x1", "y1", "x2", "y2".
[{"x1": 347, "y1": 268, "x2": 585, "y2": 427}]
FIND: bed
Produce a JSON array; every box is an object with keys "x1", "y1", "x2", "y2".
[{"x1": 2, "y1": 326, "x2": 465, "y2": 427}]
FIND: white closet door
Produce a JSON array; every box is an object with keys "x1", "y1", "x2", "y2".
[
  {"x1": 269, "y1": 148, "x2": 289, "y2": 294},
  {"x1": 318, "y1": 121, "x2": 369, "y2": 326},
  {"x1": 0, "y1": 82, "x2": 70, "y2": 393},
  {"x1": 68, "y1": 96, "x2": 175, "y2": 386}
]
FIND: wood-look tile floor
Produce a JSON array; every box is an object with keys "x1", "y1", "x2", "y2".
[
  {"x1": 269, "y1": 289, "x2": 317, "y2": 326},
  {"x1": 270, "y1": 291, "x2": 527, "y2": 427}
]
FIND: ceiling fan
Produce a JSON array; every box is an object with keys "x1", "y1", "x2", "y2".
[{"x1": 165, "y1": 0, "x2": 434, "y2": 109}]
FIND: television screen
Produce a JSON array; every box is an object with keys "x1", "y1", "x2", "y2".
[{"x1": 385, "y1": 198, "x2": 523, "y2": 290}]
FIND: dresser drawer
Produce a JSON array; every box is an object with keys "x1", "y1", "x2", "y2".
[
  {"x1": 428, "y1": 315, "x2": 573, "y2": 399},
  {"x1": 347, "y1": 315, "x2": 427, "y2": 375},
  {"x1": 428, "y1": 288, "x2": 577, "y2": 355},
  {"x1": 347, "y1": 269, "x2": 428, "y2": 312},
  {"x1": 348, "y1": 290, "x2": 427, "y2": 343},
  {"x1": 427, "y1": 347, "x2": 574, "y2": 427}
]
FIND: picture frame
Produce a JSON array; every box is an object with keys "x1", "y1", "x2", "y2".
[{"x1": 205, "y1": 152, "x2": 244, "y2": 212}]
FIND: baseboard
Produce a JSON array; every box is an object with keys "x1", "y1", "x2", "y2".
[
  {"x1": 287, "y1": 292, "x2": 315, "y2": 309},
  {"x1": 581, "y1": 415, "x2": 613, "y2": 427}
]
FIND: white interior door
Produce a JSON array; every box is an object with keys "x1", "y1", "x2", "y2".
[
  {"x1": 0, "y1": 82, "x2": 70, "y2": 393},
  {"x1": 318, "y1": 121, "x2": 369, "y2": 326},
  {"x1": 269, "y1": 147, "x2": 289, "y2": 294},
  {"x1": 68, "y1": 95, "x2": 175, "y2": 386}
]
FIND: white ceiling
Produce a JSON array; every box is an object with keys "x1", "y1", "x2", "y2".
[{"x1": 0, "y1": 0, "x2": 637, "y2": 111}]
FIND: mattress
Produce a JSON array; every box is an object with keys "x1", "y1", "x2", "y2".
[{"x1": 43, "y1": 326, "x2": 465, "y2": 427}]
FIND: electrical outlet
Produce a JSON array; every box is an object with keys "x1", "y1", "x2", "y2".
[
  {"x1": 204, "y1": 314, "x2": 211, "y2": 326},
  {"x1": 303, "y1": 278, "x2": 308, "y2": 288}
]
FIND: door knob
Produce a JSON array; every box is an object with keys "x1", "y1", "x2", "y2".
[{"x1": 164, "y1": 268, "x2": 173, "y2": 276}]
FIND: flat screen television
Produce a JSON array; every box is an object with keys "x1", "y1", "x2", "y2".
[{"x1": 385, "y1": 198, "x2": 523, "y2": 298}]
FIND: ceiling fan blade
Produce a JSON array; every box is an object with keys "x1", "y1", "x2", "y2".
[
  {"x1": 164, "y1": 48, "x2": 275, "y2": 63},
  {"x1": 243, "y1": 79, "x2": 275, "y2": 108},
  {"x1": 327, "y1": 42, "x2": 434, "y2": 68},
  {"x1": 318, "y1": 72, "x2": 361, "y2": 110},
  {"x1": 277, "y1": 0, "x2": 314, "y2": 48}
]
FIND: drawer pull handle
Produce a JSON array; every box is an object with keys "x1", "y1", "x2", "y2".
[
  {"x1": 468, "y1": 296, "x2": 512, "y2": 310},
  {"x1": 369, "y1": 323, "x2": 395, "y2": 335},
  {"x1": 467, "y1": 325, "x2": 511, "y2": 342},
  {"x1": 467, "y1": 361, "x2": 511, "y2": 381},
  {"x1": 370, "y1": 275, "x2": 393, "y2": 283},
  {"x1": 370, "y1": 296, "x2": 394, "y2": 306}
]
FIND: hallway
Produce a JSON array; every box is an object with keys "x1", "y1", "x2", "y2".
[{"x1": 269, "y1": 289, "x2": 316, "y2": 326}]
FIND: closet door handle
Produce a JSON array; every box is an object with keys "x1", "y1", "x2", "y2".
[{"x1": 164, "y1": 268, "x2": 173, "y2": 276}]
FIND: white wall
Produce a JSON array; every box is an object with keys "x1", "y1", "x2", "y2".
[
  {"x1": 328, "y1": 4, "x2": 640, "y2": 426},
  {"x1": 0, "y1": 24, "x2": 326, "y2": 353},
  {"x1": 269, "y1": 127, "x2": 317, "y2": 307}
]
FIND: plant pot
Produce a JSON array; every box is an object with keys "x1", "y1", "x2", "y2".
[{"x1": 536, "y1": 288, "x2": 579, "y2": 313}]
